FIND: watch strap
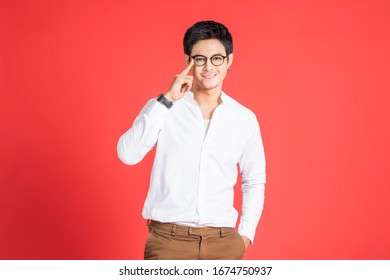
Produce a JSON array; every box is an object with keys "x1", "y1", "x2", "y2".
[{"x1": 157, "y1": 93, "x2": 173, "y2": 109}]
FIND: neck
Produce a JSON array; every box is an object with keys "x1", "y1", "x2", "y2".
[{"x1": 192, "y1": 86, "x2": 223, "y2": 120}]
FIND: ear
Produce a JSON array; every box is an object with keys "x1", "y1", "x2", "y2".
[{"x1": 227, "y1": 53, "x2": 234, "y2": 68}]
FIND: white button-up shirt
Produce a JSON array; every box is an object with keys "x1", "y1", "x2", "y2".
[{"x1": 117, "y1": 92, "x2": 266, "y2": 242}]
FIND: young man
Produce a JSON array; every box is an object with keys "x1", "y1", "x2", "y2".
[{"x1": 117, "y1": 21, "x2": 266, "y2": 260}]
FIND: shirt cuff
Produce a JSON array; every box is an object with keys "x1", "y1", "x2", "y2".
[{"x1": 238, "y1": 226, "x2": 256, "y2": 244}]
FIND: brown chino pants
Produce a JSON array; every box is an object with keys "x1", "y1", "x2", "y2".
[{"x1": 144, "y1": 220, "x2": 246, "y2": 260}]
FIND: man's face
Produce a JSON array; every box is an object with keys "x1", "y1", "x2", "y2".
[{"x1": 187, "y1": 39, "x2": 233, "y2": 93}]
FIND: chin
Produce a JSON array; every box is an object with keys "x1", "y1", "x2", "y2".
[{"x1": 200, "y1": 81, "x2": 221, "y2": 91}]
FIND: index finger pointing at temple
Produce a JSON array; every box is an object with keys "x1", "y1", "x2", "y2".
[{"x1": 180, "y1": 58, "x2": 194, "y2": 75}]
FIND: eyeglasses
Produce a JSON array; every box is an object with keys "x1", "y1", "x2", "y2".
[{"x1": 190, "y1": 54, "x2": 228, "y2": 66}]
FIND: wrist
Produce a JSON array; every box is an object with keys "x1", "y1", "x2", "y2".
[
  {"x1": 164, "y1": 92, "x2": 175, "y2": 103},
  {"x1": 157, "y1": 93, "x2": 173, "y2": 109}
]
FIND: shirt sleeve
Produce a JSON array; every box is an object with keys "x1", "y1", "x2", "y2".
[
  {"x1": 237, "y1": 114, "x2": 266, "y2": 243},
  {"x1": 117, "y1": 99, "x2": 169, "y2": 165}
]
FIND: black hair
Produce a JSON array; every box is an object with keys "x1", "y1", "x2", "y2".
[{"x1": 183, "y1": 20, "x2": 233, "y2": 55}]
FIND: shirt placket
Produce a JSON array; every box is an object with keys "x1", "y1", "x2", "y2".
[{"x1": 196, "y1": 105, "x2": 222, "y2": 225}]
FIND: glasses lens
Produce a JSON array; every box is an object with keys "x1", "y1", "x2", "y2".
[
  {"x1": 211, "y1": 55, "x2": 225, "y2": 66},
  {"x1": 193, "y1": 56, "x2": 207, "y2": 66}
]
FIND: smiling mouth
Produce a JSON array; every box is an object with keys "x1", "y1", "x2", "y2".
[{"x1": 201, "y1": 73, "x2": 217, "y2": 78}]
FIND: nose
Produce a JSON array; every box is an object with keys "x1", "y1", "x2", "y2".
[{"x1": 202, "y1": 58, "x2": 214, "y2": 70}]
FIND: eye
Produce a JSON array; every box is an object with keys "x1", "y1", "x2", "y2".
[
  {"x1": 194, "y1": 56, "x2": 206, "y2": 65},
  {"x1": 211, "y1": 56, "x2": 224, "y2": 65}
]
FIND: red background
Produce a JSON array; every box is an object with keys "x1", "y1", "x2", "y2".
[{"x1": 1, "y1": 0, "x2": 389, "y2": 259}]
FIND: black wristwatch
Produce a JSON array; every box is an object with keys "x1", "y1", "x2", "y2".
[{"x1": 157, "y1": 93, "x2": 173, "y2": 109}]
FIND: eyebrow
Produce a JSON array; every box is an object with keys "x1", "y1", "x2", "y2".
[{"x1": 191, "y1": 53, "x2": 226, "y2": 57}]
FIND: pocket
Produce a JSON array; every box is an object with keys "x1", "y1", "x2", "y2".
[
  {"x1": 144, "y1": 231, "x2": 154, "y2": 260},
  {"x1": 236, "y1": 232, "x2": 246, "y2": 258},
  {"x1": 151, "y1": 227, "x2": 173, "y2": 240}
]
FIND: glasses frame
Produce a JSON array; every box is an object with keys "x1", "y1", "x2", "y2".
[{"x1": 190, "y1": 54, "x2": 228, "y2": 66}]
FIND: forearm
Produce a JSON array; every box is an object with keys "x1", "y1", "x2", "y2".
[
  {"x1": 238, "y1": 182, "x2": 265, "y2": 243},
  {"x1": 117, "y1": 99, "x2": 169, "y2": 165}
]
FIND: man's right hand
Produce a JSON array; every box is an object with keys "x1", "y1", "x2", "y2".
[{"x1": 164, "y1": 58, "x2": 194, "y2": 102}]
